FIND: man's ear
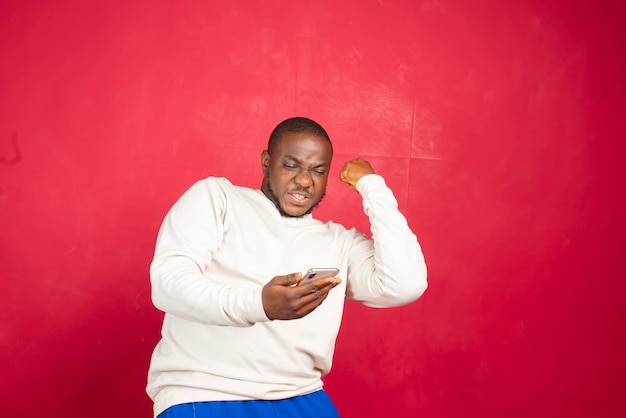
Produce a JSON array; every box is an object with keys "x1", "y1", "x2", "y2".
[{"x1": 260, "y1": 150, "x2": 270, "y2": 173}]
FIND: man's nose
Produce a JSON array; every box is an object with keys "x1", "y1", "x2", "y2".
[{"x1": 295, "y1": 170, "x2": 312, "y2": 187}]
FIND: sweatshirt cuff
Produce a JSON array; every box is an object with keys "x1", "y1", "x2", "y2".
[
  {"x1": 355, "y1": 174, "x2": 386, "y2": 194},
  {"x1": 247, "y1": 287, "x2": 272, "y2": 323}
]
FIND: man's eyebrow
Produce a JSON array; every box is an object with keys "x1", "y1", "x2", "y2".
[
  {"x1": 284, "y1": 155, "x2": 328, "y2": 165},
  {"x1": 284, "y1": 155, "x2": 329, "y2": 168},
  {"x1": 284, "y1": 155, "x2": 301, "y2": 163}
]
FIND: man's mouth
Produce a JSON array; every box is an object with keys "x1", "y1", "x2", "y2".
[{"x1": 288, "y1": 191, "x2": 311, "y2": 204}]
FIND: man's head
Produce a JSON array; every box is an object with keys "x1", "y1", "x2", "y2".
[{"x1": 261, "y1": 117, "x2": 333, "y2": 218}]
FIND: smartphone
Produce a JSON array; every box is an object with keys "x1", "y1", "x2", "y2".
[{"x1": 299, "y1": 268, "x2": 340, "y2": 286}]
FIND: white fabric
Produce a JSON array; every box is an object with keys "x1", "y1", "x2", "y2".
[{"x1": 147, "y1": 174, "x2": 427, "y2": 417}]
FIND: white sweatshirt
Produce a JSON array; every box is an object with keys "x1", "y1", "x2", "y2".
[{"x1": 147, "y1": 174, "x2": 427, "y2": 417}]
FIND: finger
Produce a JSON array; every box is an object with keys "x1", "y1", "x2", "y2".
[
  {"x1": 298, "y1": 294, "x2": 325, "y2": 314},
  {"x1": 294, "y1": 277, "x2": 343, "y2": 316},
  {"x1": 339, "y1": 169, "x2": 347, "y2": 183},
  {"x1": 339, "y1": 166, "x2": 358, "y2": 188},
  {"x1": 294, "y1": 277, "x2": 339, "y2": 294},
  {"x1": 299, "y1": 279, "x2": 339, "y2": 305},
  {"x1": 299, "y1": 287, "x2": 332, "y2": 312},
  {"x1": 308, "y1": 285, "x2": 325, "y2": 305}
]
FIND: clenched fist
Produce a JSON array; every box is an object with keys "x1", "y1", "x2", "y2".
[{"x1": 339, "y1": 158, "x2": 375, "y2": 190}]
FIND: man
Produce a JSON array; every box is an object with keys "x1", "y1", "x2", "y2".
[{"x1": 147, "y1": 116, "x2": 427, "y2": 417}]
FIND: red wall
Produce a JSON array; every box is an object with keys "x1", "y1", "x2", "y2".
[{"x1": 1, "y1": 1, "x2": 625, "y2": 417}]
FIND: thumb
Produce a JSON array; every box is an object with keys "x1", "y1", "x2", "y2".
[{"x1": 270, "y1": 272, "x2": 302, "y2": 286}]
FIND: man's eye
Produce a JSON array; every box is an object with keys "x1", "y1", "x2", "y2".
[
  {"x1": 283, "y1": 164, "x2": 298, "y2": 169},
  {"x1": 313, "y1": 170, "x2": 326, "y2": 175}
]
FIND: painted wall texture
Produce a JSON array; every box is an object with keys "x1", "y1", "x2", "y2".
[{"x1": 1, "y1": 0, "x2": 625, "y2": 417}]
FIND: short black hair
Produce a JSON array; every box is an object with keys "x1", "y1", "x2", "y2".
[{"x1": 267, "y1": 116, "x2": 332, "y2": 154}]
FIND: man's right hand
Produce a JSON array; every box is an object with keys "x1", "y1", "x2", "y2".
[{"x1": 261, "y1": 272, "x2": 341, "y2": 320}]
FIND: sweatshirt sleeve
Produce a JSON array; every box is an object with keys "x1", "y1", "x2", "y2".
[
  {"x1": 345, "y1": 174, "x2": 428, "y2": 307},
  {"x1": 149, "y1": 178, "x2": 270, "y2": 327}
]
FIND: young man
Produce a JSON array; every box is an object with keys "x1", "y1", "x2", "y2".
[{"x1": 147, "y1": 117, "x2": 427, "y2": 417}]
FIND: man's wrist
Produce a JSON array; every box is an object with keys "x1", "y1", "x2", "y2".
[{"x1": 356, "y1": 174, "x2": 385, "y2": 193}]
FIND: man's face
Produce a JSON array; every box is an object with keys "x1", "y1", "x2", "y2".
[{"x1": 261, "y1": 132, "x2": 333, "y2": 217}]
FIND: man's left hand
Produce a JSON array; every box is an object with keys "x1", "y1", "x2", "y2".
[{"x1": 340, "y1": 158, "x2": 375, "y2": 190}]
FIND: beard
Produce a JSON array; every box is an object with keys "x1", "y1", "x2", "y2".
[{"x1": 265, "y1": 180, "x2": 326, "y2": 218}]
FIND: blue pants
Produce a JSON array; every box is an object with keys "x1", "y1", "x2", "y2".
[{"x1": 157, "y1": 390, "x2": 340, "y2": 418}]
